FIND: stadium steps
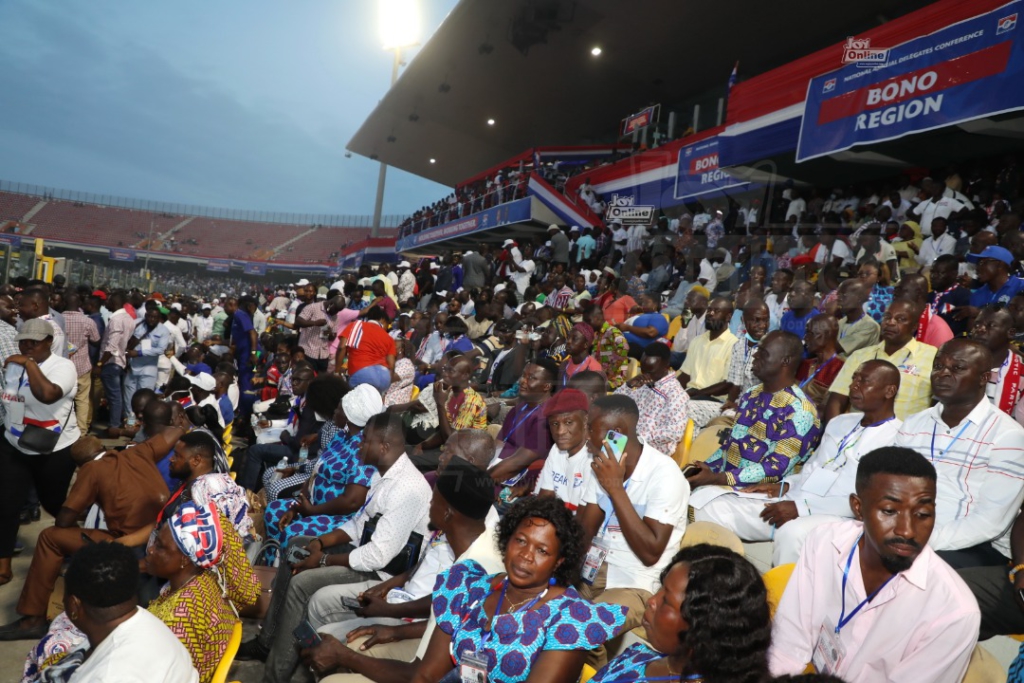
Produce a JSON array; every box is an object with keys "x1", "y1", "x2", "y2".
[
  {"x1": 269, "y1": 227, "x2": 317, "y2": 257},
  {"x1": 21, "y1": 200, "x2": 47, "y2": 224},
  {"x1": 134, "y1": 216, "x2": 195, "y2": 248}
]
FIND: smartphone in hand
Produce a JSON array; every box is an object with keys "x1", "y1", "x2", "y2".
[
  {"x1": 604, "y1": 430, "x2": 629, "y2": 461},
  {"x1": 293, "y1": 620, "x2": 322, "y2": 649},
  {"x1": 341, "y1": 596, "x2": 363, "y2": 611}
]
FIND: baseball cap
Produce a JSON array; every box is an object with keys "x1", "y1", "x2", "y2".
[
  {"x1": 170, "y1": 302, "x2": 182, "y2": 311},
  {"x1": 967, "y1": 246, "x2": 1015, "y2": 265},
  {"x1": 201, "y1": 303, "x2": 212, "y2": 310},
  {"x1": 15, "y1": 319, "x2": 54, "y2": 341},
  {"x1": 397, "y1": 261, "x2": 411, "y2": 268},
  {"x1": 294, "y1": 279, "x2": 311, "y2": 287},
  {"x1": 503, "y1": 239, "x2": 516, "y2": 247},
  {"x1": 91, "y1": 289, "x2": 107, "y2": 301},
  {"x1": 188, "y1": 372, "x2": 216, "y2": 392},
  {"x1": 570, "y1": 226, "x2": 580, "y2": 232}
]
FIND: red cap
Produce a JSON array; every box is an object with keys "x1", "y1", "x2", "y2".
[
  {"x1": 91, "y1": 289, "x2": 107, "y2": 301},
  {"x1": 543, "y1": 388, "x2": 590, "y2": 418}
]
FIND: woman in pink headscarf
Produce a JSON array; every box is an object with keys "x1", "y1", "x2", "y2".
[{"x1": 558, "y1": 323, "x2": 603, "y2": 387}]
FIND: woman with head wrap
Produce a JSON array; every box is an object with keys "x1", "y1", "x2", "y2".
[
  {"x1": 22, "y1": 502, "x2": 256, "y2": 683},
  {"x1": 558, "y1": 322, "x2": 602, "y2": 387},
  {"x1": 262, "y1": 384, "x2": 384, "y2": 547}
]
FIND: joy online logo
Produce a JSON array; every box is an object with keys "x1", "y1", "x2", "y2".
[{"x1": 842, "y1": 36, "x2": 889, "y2": 65}]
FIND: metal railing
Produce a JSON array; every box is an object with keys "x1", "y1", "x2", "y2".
[{"x1": 0, "y1": 179, "x2": 407, "y2": 228}]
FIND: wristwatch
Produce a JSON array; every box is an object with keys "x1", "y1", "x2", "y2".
[
  {"x1": 1008, "y1": 563, "x2": 1024, "y2": 582},
  {"x1": 319, "y1": 552, "x2": 330, "y2": 568}
]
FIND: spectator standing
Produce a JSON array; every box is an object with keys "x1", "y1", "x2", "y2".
[
  {"x1": 294, "y1": 285, "x2": 332, "y2": 372},
  {"x1": 60, "y1": 292, "x2": 100, "y2": 434},
  {"x1": 18, "y1": 289, "x2": 67, "y2": 359},
  {"x1": 230, "y1": 296, "x2": 259, "y2": 397},
  {"x1": 95, "y1": 292, "x2": 133, "y2": 427},
  {"x1": 123, "y1": 307, "x2": 170, "y2": 417},
  {"x1": 548, "y1": 224, "x2": 570, "y2": 267}
]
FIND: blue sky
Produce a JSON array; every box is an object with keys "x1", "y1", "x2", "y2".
[{"x1": 0, "y1": 0, "x2": 457, "y2": 218}]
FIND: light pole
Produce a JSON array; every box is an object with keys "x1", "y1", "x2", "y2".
[{"x1": 371, "y1": 0, "x2": 420, "y2": 237}]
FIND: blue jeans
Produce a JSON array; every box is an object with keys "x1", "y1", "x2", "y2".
[{"x1": 100, "y1": 364, "x2": 125, "y2": 428}]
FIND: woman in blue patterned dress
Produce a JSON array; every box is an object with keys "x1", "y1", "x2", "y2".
[
  {"x1": 263, "y1": 384, "x2": 384, "y2": 546},
  {"x1": 413, "y1": 497, "x2": 627, "y2": 683},
  {"x1": 859, "y1": 258, "x2": 894, "y2": 324},
  {"x1": 591, "y1": 544, "x2": 772, "y2": 683}
]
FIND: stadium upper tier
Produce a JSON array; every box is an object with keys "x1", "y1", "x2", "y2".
[{"x1": 0, "y1": 190, "x2": 395, "y2": 265}]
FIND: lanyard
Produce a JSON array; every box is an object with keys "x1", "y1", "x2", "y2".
[
  {"x1": 506, "y1": 403, "x2": 542, "y2": 434},
  {"x1": 480, "y1": 579, "x2": 548, "y2": 645},
  {"x1": 600, "y1": 479, "x2": 631, "y2": 537},
  {"x1": 799, "y1": 355, "x2": 836, "y2": 388},
  {"x1": 829, "y1": 417, "x2": 895, "y2": 467},
  {"x1": 836, "y1": 535, "x2": 895, "y2": 633},
  {"x1": 929, "y1": 421, "x2": 971, "y2": 461}
]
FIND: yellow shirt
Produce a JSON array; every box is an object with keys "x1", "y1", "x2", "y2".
[
  {"x1": 829, "y1": 339, "x2": 936, "y2": 420},
  {"x1": 678, "y1": 329, "x2": 739, "y2": 395}
]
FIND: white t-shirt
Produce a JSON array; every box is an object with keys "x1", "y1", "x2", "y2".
[
  {"x1": 510, "y1": 260, "x2": 536, "y2": 295},
  {"x1": 814, "y1": 239, "x2": 852, "y2": 266},
  {"x1": 581, "y1": 440, "x2": 690, "y2": 593},
  {"x1": 785, "y1": 197, "x2": 806, "y2": 220},
  {"x1": 70, "y1": 608, "x2": 199, "y2": 683},
  {"x1": 162, "y1": 321, "x2": 187, "y2": 355},
  {"x1": 2, "y1": 354, "x2": 80, "y2": 454},
  {"x1": 917, "y1": 196, "x2": 967, "y2": 236},
  {"x1": 535, "y1": 444, "x2": 594, "y2": 511},
  {"x1": 401, "y1": 533, "x2": 455, "y2": 600}
]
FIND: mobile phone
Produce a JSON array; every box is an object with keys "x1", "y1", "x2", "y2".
[
  {"x1": 603, "y1": 430, "x2": 628, "y2": 461},
  {"x1": 681, "y1": 464, "x2": 700, "y2": 477},
  {"x1": 292, "y1": 620, "x2": 322, "y2": 649},
  {"x1": 287, "y1": 545, "x2": 311, "y2": 566},
  {"x1": 341, "y1": 596, "x2": 363, "y2": 611}
]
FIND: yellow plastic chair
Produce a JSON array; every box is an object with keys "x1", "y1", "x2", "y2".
[
  {"x1": 763, "y1": 563, "x2": 796, "y2": 619},
  {"x1": 222, "y1": 422, "x2": 234, "y2": 457},
  {"x1": 410, "y1": 385, "x2": 420, "y2": 402},
  {"x1": 580, "y1": 664, "x2": 597, "y2": 683},
  {"x1": 672, "y1": 419, "x2": 695, "y2": 467},
  {"x1": 667, "y1": 315, "x2": 683, "y2": 341},
  {"x1": 211, "y1": 621, "x2": 243, "y2": 683},
  {"x1": 625, "y1": 357, "x2": 641, "y2": 381}
]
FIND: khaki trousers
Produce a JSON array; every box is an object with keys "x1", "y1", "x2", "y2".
[{"x1": 75, "y1": 372, "x2": 91, "y2": 435}]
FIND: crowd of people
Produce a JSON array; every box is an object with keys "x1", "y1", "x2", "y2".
[{"x1": 2, "y1": 158, "x2": 1024, "y2": 683}]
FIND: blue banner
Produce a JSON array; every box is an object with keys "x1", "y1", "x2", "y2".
[
  {"x1": 206, "y1": 259, "x2": 231, "y2": 273},
  {"x1": 673, "y1": 137, "x2": 749, "y2": 200},
  {"x1": 109, "y1": 248, "x2": 136, "y2": 262},
  {"x1": 0, "y1": 234, "x2": 24, "y2": 249},
  {"x1": 396, "y1": 198, "x2": 533, "y2": 251},
  {"x1": 243, "y1": 262, "x2": 267, "y2": 276},
  {"x1": 798, "y1": 1, "x2": 1024, "y2": 161}
]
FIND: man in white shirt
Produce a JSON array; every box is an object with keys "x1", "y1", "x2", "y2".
[
  {"x1": 896, "y1": 338, "x2": 1024, "y2": 568},
  {"x1": 241, "y1": 413, "x2": 431, "y2": 677},
  {"x1": 699, "y1": 360, "x2": 901, "y2": 565},
  {"x1": 883, "y1": 190, "x2": 912, "y2": 222},
  {"x1": 769, "y1": 447, "x2": 979, "y2": 683},
  {"x1": 510, "y1": 244, "x2": 536, "y2": 296},
  {"x1": 670, "y1": 289, "x2": 707, "y2": 367},
  {"x1": 765, "y1": 269, "x2": 793, "y2": 329},
  {"x1": 915, "y1": 217, "x2": 956, "y2": 268},
  {"x1": 576, "y1": 394, "x2": 689, "y2": 667},
  {"x1": 396, "y1": 261, "x2": 416, "y2": 304},
  {"x1": 535, "y1": 388, "x2": 592, "y2": 511},
  {"x1": 786, "y1": 190, "x2": 806, "y2": 221},
  {"x1": 913, "y1": 181, "x2": 968, "y2": 237}
]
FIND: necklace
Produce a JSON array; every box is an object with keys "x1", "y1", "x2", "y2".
[{"x1": 504, "y1": 587, "x2": 547, "y2": 612}]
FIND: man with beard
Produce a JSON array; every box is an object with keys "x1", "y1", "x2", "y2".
[
  {"x1": 677, "y1": 296, "x2": 737, "y2": 427},
  {"x1": 895, "y1": 338, "x2": 1024, "y2": 569},
  {"x1": 970, "y1": 303, "x2": 1024, "y2": 418},
  {"x1": 769, "y1": 447, "x2": 979, "y2": 683}
]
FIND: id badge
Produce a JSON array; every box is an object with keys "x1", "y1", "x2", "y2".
[
  {"x1": 6, "y1": 399, "x2": 25, "y2": 427},
  {"x1": 802, "y1": 468, "x2": 840, "y2": 496},
  {"x1": 581, "y1": 538, "x2": 609, "y2": 585},
  {"x1": 460, "y1": 650, "x2": 489, "y2": 683},
  {"x1": 811, "y1": 619, "x2": 846, "y2": 675},
  {"x1": 140, "y1": 339, "x2": 153, "y2": 353}
]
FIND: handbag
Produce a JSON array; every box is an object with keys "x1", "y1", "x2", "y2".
[
  {"x1": 359, "y1": 513, "x2": 424, "y2": 576},
  {"x1": 15, "y1": 368, "x2": 74, "y2": 453}
]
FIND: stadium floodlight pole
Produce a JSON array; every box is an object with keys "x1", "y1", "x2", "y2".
[
  {"x1": 372, "y1": 0, "x2": 420, "y2": 237},
  {"x1": 371, "y1": 47, "x2": 401, "y2": 237},
  {"x1": 144, "y1": 217, "x2": 155, "y2": 293}
]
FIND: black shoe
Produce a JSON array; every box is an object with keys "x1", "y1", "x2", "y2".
[
  {"x1": 30, "y1": 506, "x2": 40, "y2": 522},
  {"x1": 0, "y1": 618, "x2": 48, "y2": 641},
  {"x1": 235, "y1": 638, "x2": 269, "y2": 662}
]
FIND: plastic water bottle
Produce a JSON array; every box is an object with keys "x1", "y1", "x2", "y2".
[
  {"x1": 125, "y1": 413, "x2": 137, "y2": 428},
  {"x1": 298, "y1": 446, "x2": 309, "y2": 463},
  {"x1": 251, "y1": 414, "x2": 259, "y2": 428},
  {"x1": 275, "y1": 457, "x2": 289, "y2": 472}
]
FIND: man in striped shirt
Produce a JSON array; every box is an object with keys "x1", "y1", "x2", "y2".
[
  {"x1": 62, "y1": 292, "x2": 101, "y2": 434},
  {"x1": 896, "y1": 338, "x2": 1024, "y2": 569},
  {"x1": 95, "y1": 292, "x2": 135, "y2": 427},
  {"x1": 295, "y1": 285, "x2": 332, "y2": 373}
]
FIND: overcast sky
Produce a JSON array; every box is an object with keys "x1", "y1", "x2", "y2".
[{"x1": 0, "y1": 0, "x2": 457, "y2": 219}]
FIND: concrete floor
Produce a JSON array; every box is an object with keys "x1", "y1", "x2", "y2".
[{"x1": 0, "y1": 523, "x2": 1017, "y2": 682}]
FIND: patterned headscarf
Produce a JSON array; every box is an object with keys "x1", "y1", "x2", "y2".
[
  {"x1": 169, "y1": 501, "x2": 224, "y2": 570},
  {"x1": 342, "y1": 383, "x2": 385, "y2": 428},
  {"x1": 572, "y1": 322, "x2": 595, "y2": 345},
  {"x1": 551, "y1": 314, "x2": 572, "y2": 341}
]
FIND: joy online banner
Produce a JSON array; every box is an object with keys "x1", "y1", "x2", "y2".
[{"x1": 797, "y1": 1, "x2": 1024, "y2": 162}]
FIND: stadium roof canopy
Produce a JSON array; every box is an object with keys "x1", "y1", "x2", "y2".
[{"x1": 347, "y1": 0, "x2": 934, "y2": 187}]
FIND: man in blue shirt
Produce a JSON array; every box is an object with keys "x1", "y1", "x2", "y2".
[
  {"x1": 967, "y1": 246, "x2": 1024, "y2": 310},
  {"x1": 575, "y1": 226, "x2": 597, "y2": 267},
  {"x1": 620, "y1": 293, "x2": 669, "y2": 359},
  {"x1": 779, "y1": 280, "x2": 819, "y2": 341},
  {"x1": 229, "y1": 296, "x2": 259, "y2": 397}
]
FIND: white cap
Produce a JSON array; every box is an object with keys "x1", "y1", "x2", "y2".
[
  {"x1": 397, "y1": 260, "x2": 411, "y2": 268},
  {"x1": 547, "y1": 224, "x2": 559, "y2": 232},
  {"x1": 503, "y1": 239, "x2": 515, "y2": 247},
  {"x1": 316, "y1": 293, "x2": 326, "y2": 299},
  {"x1": 170, "y1": 302, "x2": 182, "y2": 311},
  {"x1": 295, "y1": 279, "x2": 311, "y2": 287},
  {"x1": 219, "y1": 293, "x2": 227, "y2": 298},
  {"x1": 430, "y1": 263, "x2": 440, "y2": 270},
  {"x1": 570, "y1": 225, "x2": 580, "y2": 232},
  {"x1": 201, "y1": 303, "x2": 212, "y2": 310},
  {"x1": 329, "y1": 280, "x2": 346, "y2": 292},
  {"x1": 188, "y1": 372, "x2": 216, "y2": 392}
]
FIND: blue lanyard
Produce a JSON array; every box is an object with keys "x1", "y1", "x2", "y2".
[
  {"x1": 480, "y1": 579, "x2": 548, "y2": 645},
  {"x1": 800, "y1": 354, "x2": 836, "y2": 388},
  {"x1": 830, "y1": 417, "x2": 895, "y2": 466},
  {"x1": 506, "y1": 403, "x2": 542, "y2": 434},
  {"x1": 836, "y1": 535, "x2": 895, "y2": 633},
  {"x1": 929, "y1": 421, "x2": 971, "y2": 462}
]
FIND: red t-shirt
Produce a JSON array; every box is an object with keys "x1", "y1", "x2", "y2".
[{"x1": 341, "y1": 321, "x2": 396, "y2": 375}]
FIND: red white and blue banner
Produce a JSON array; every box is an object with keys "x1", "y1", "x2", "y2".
[
  {"x1": 674, "y1": 137, "x2": 750, "y2": 200},
  {"x1": 109, "y1": 248, "x2": 136, "y2": 262},
  {"x1": 797, "y1": 0, "x2": 1024, "y2": 161},
  {"x1": 621, "y1": 105, "x2": 659, "y2": 137},
  {"x1": 396, "y1": 198, "x2": 532, "y2": 251},
  {"x1": 206, "y1": 259, "x2": 231, "y2": 273},
  {"x1": 0, "y1": 234, "x2": 24, "y2": 249},
  {"x1": 527, "y1": 175, "x2": 595, "y2": 228},
  {"x1": 243, "y1": 262, "x2": 267, "y2": 276}
]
